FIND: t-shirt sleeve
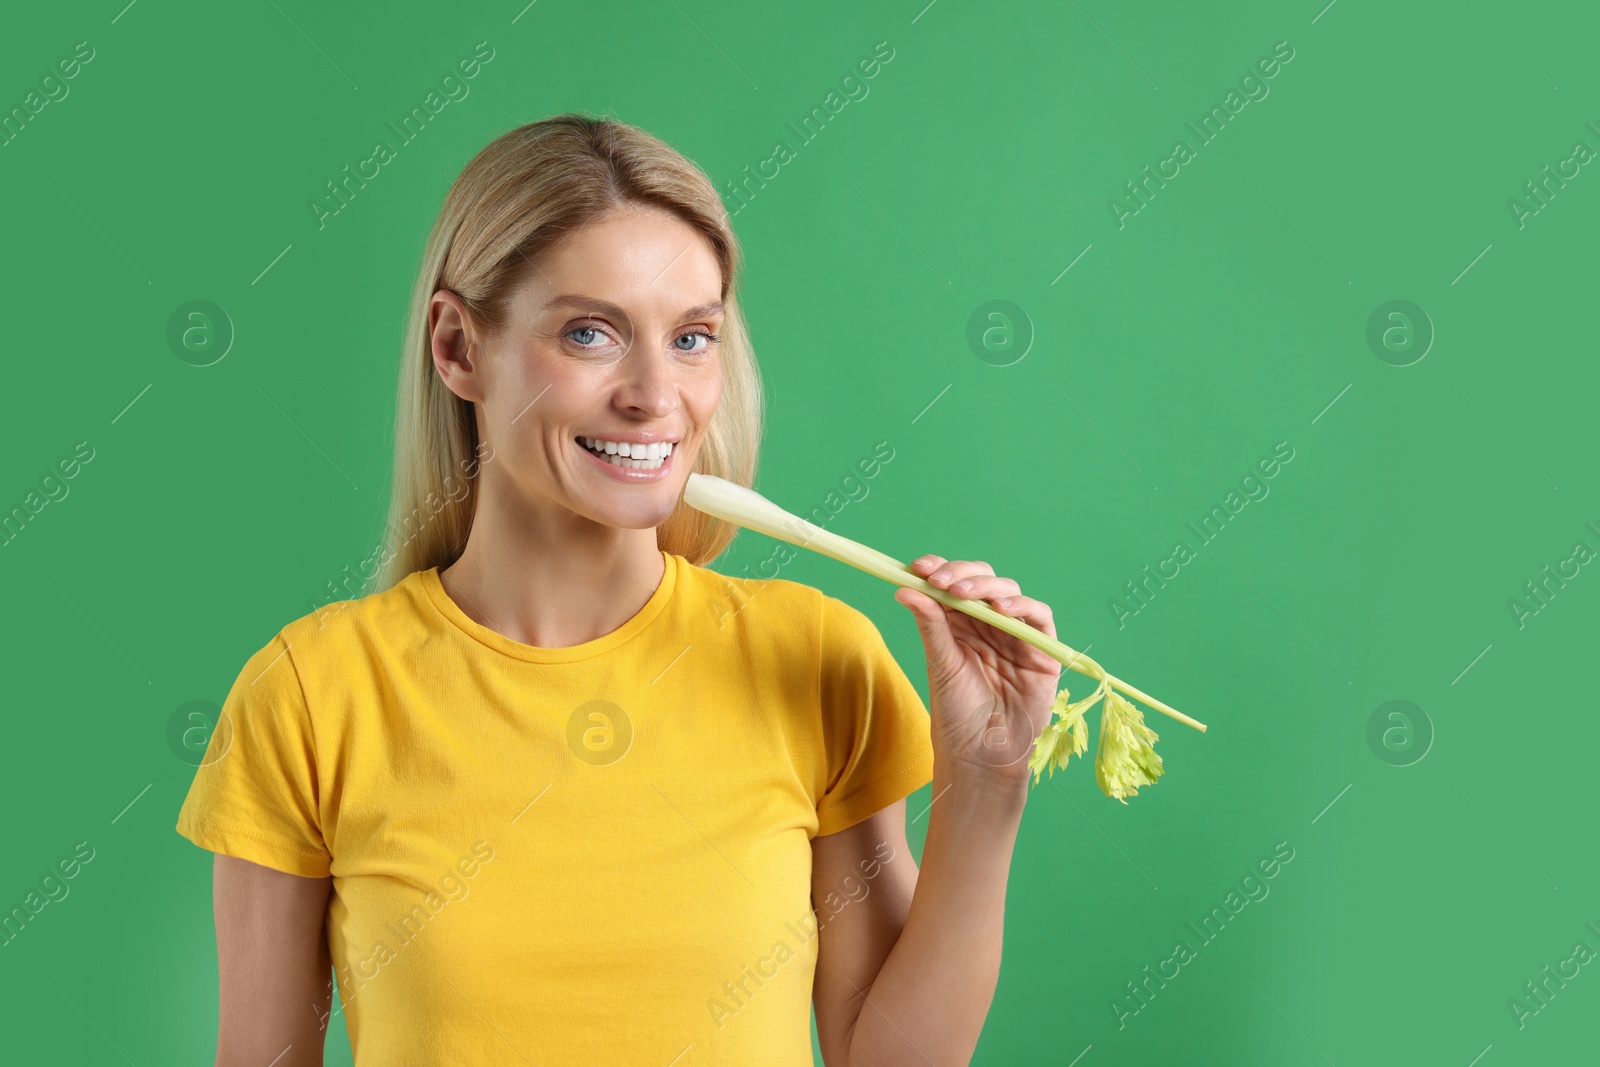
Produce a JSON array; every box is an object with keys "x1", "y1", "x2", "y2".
[
  {"x1": 175, "y1": 630, "x2": 332, "y2": 878},
  {"x1": 814, "y1": 593, "x2": 936, "y2": 837}
]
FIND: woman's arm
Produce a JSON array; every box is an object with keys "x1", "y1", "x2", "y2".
[
  {"x1": 810, "y1": 800, "x2": 917, "y2": 1064},
  {"x1": 212, "y1": 854, "x2": 334, "y2": 1066},
  {"x1": 812, "y1": 775, "x2": 1025, "y2": 1067},
  {"x1": 813, "y1": 554, "x2": 1060, "y2": 1066}
]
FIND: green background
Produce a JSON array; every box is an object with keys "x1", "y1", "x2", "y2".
[{"x1": 2, "y1": 0, "x2": 1595, "y2": 1063}]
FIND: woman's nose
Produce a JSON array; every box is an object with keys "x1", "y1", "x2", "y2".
[{"x1": 613, "y1": 346, "x2": 677, "y2": 418}]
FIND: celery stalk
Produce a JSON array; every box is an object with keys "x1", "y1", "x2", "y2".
[
  {"x1": 683, "y1": 474, "x2": 1202, "y2": 729},
  {"x1": 682, "y1": 473, "x2": 1206, "y2": 800}
]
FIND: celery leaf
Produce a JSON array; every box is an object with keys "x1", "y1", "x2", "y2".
[
  {"x1": 1027, "y1": 685, "x2": 1093, "y2": 786},
  {"x1": 1095, "y1": 690, "x2": 1164, "y2": 803}
]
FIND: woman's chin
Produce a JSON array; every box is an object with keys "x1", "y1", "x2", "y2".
[{"x1": 585, "y1": 496, "x2": 679, "y2": 533}]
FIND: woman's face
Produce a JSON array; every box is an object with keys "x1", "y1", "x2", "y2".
[{"x1": 433, "y1": 205, "x2": 725, "y2": 533}]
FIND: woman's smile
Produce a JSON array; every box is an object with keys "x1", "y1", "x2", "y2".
[{"x1": 576, "y1": 433, "x2": 677, "y2": 480}]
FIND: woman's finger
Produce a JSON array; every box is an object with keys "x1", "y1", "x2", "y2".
[
  {"x1": 946, "y1": 574, "x2": 1021, "y2": 602},
  {"x1": 989, "y1": 593, "x2": 1056, "y2": 640},
  {"x1": 894, "y1": 586, "x2": 963, "y2": 684},
  {"x1": 921, "y1": 559, "x2": 995, "y2": 590}
]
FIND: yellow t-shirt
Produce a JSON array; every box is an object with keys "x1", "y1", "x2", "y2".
[{"x1": 175, "y1": 550, "x2": 935, "y2": 1065}]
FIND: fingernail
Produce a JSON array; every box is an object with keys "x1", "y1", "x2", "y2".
[{"x1": 952, "y1": 579, "x2": 972, "y2": 593}]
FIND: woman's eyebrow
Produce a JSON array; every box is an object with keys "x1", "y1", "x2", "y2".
[{"x1": 541, "y1": 294, "x2": 724, "y2": 321}]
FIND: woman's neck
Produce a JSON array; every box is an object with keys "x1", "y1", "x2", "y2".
[{"x1": 436, "y1": 486, "x2": 665, "y2": 651}]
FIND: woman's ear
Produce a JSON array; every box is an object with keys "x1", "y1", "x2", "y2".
[{"x1": 429, "y1": 289, "x2": 486, "y2": 403}]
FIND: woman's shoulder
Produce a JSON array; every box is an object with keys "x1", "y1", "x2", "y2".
[
  {"x1": 270, "y1": 568, "x2": 433, "y2": 659},
  {"x1": 673, "y1": 554, "x2": 830, "y2": 633},
  {"x1": 672, "y1": 554, "x2": 887, "y2": 643},
  {"x1": 209, "y1": 571, "x2": 434, "y2": 713}
]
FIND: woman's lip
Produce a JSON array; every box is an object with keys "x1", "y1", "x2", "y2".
[
  {"x1": 576, "y1": 432, "x2": 680, "y2": 445},
  {"x1": 577, "y1": 438, "x2": 674, "y2": 482}
]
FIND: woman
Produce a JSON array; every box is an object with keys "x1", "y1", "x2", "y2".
[{"x1": 177, "y1": 114, "x2": 1061, "y2": 1066}]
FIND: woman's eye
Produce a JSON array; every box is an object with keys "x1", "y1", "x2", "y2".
[
  {"x1": 673, "y1": 330, "x2": 720, "y2": 355},
  {"x1": 566, "y1": 325, "x2": 608, "y2": 348}
]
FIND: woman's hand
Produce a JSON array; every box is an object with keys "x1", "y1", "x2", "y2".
[{"x1": 894, "y1": 555, "x2": 1063, "y2": 786}]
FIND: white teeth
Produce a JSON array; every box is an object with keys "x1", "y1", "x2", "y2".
[
  {"x1": 581, "y1": 436, "x2": 673, "y2": 471},
  {"x1": 582, "y1": 437, "x2": 675, "y2": 458}
]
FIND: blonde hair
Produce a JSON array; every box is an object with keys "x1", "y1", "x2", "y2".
[{"x1": 370, "y1": 113, "x2": 764, "y2": 594}]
